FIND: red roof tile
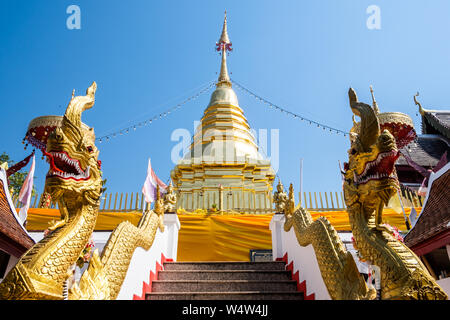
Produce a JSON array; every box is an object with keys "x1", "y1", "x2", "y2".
[
  {"x1": 404, "y1": 166, "x2": 450, "y2": 248},
  {"x1": 0, "y1": 178, "x2": 34, "y2": 257}
]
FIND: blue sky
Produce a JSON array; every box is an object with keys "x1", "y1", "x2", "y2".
[{"x1": 1, "y1": 1, "x2": 450, "y2": 201}]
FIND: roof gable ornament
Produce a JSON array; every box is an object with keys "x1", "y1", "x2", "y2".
[{"x1": 414, "y1": 92, "x2": 428, "y2": 116}]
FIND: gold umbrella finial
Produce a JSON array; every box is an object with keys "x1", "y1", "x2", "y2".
[{"x1": 216, "y1": 11, "x2": 233, "y2": 88}]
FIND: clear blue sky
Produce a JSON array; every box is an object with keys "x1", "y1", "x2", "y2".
[{"x1": 1, "y1": 1, "x2": 450, "y2": 200}]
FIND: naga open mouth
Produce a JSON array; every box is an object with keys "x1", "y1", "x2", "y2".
[
  {"x1": 353, "y1": 150, "x2": 399, "y2": 185},
  {"x1": 44, "y1": 150, "x2": 90, "y2": 181}
]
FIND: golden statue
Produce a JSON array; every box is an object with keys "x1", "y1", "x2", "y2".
[
  {"x1": 286, "y1": 183, "x2": 295, "y2": 216},
  {"x1": 284, "y1": 89, "x2": 447, "y2": 300},
  {"x1": 163, "y1": 182, "x2": 177, "y2": 213},
  {"x1": 0, "y1": 83, "x2": 164, "y2": 300},
  {"x1": 273, "y1": 180, "x2": 288, "y2": 213}
]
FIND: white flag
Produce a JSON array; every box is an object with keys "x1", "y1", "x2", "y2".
[
  {"x1": 142, "y1": 158, "x2": 167, "y2": 203},
  {"x1": 18, "y1": 155, "x2": 35, "y2": 225}
]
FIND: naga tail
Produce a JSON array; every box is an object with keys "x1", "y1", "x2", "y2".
[
  {"x1": 69, "y1": 208, "x2": 164, "y2": 300},
  {"x1": 285, "y1": 207, "x2": 376, "y2": 300}
]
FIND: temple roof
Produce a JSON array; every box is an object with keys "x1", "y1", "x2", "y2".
[
  {"x1": 403, "y1": 163, "x2": 450, "y2": 250},
  {"x1": 0, "y1": 169, "x2": 34, "y2": 257},
  {"x1": 414, "y1": 94, "x2": 450, "y2": 140},
  {"x1": 397, "y1": 135, "x2": 450, "y2": 168},
  {"x1": 421, "y1": 111, "x2": 450, "y2": 140}
]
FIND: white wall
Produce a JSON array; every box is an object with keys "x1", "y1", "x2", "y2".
[
  {"x1": 117, "y1": 213, "x2": 180, "y2": 300},
  {"x1": 270, "y1": 215, "x2": 371, "y2": 300},
  {"x1": 270, "y1": 214, "x2": 331, "y2": 300},
  {"x1": 284, "y1": 226, "x2": 331, "y2": 299},
  {"x1": 116, "y1": 227, "x2": 166, "y2": 299}
]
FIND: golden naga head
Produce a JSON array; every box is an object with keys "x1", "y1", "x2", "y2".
[
  {"x1": 44, "y1": 82, "x2": 102, "y2": 204},
  {"x1": 343, "y1": 88, "x2": 400, "y2": 206}
]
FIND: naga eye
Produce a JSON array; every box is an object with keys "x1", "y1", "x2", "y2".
[
  {"x1": 87, "y1": 146, "x2": 94, "y2": 153},
  {"x1": 350, "y1": 148, "x2": 356, "y2": 155}
]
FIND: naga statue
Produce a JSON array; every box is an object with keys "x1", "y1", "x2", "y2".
[
  {"x1": 0, "y1": 82, "x2": 165, "y2": 300},
  {"x1": 284, "y1": 88, "x2": 447, "y2": 300}
]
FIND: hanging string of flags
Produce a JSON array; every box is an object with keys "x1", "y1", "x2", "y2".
[
  {"x1": 231, "y1": 79, "x2": 350, "y2": 136},
  {"x1": 96, "y1": 80, "x2": 217, "y2": 143}
]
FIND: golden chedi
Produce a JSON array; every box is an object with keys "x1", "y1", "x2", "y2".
[{"x1": 171, "y1": 13, "x2": 275, "y2": 213}]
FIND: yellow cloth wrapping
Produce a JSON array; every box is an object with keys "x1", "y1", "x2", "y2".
[
  {"x1": 176, "y1": 214, "x2": 273, "y2": 262},
  {"x1": 24, "y1": 207, "x2": 420, "y2": 261},
  {"x1": 307, "y1": 208, "x2": 419, "y2": 232},
  {"x1": 24, "y1": 208, "x2": 143, "y2": 231}
]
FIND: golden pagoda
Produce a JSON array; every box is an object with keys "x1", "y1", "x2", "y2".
[{"x1": 171, "y1": 13, "x2": 275, "y2": 213}]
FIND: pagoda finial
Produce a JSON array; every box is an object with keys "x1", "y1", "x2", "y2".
[
  {"x1": 216, "y1": 11, "x2": 233, "y2": 88},
  {"x1": 219, "y1": 10, "x2": 231, "y2": 45},
  {"x1": 370, "y1": 85, "x2": 380, "y2": 114}
]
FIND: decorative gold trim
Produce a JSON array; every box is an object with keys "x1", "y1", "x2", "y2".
[
  {"x1": 203, "y1": 103, "x2": 245, "y2": 115},
  {"x1": 27, "y1": 115, "x2": 90, "y2": 132},
  {"x1": 377, "y1": 112, "x2": 414, "y2": 127}
]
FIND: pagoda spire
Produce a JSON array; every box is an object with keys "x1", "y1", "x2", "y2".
[
  {"x1": 216, "y1": 11, "x2": 233, "y2": 88},
  {"x1": 219, "y1": 10, "x2": 231, "y2": 45},
  {"x1": 370, "y1": 85, "x2": 380, "y2": 114}
]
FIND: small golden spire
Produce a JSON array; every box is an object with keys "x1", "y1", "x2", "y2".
[
  {"x1": 219, "y1": 10, "x2": 231, "y2": 45},
  {"x1": 370, "y1": 85, "x2": 380, "y2": 114},
  {"x1": 216, "y1": 11, "x2": 232, "y2": 88}
]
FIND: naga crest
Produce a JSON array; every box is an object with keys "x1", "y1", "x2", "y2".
[
  {"x1": 44, "y1": 82, "x2": 102, "y2": 205},
  {"x1": 343, "y1": 88, "x2": 400, "y2": 208}
]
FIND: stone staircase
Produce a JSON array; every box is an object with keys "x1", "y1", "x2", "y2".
[{"x1": 146, "y1": 261, "x2": 304, "y2": 300}]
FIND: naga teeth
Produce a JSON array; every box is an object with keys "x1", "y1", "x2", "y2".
[
  {"x1": 46, "y1": 152, "x2": 90, "y2": 180},
  {"x1": 355, "y1": 150, "x2": 398, "y2": 183}
]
